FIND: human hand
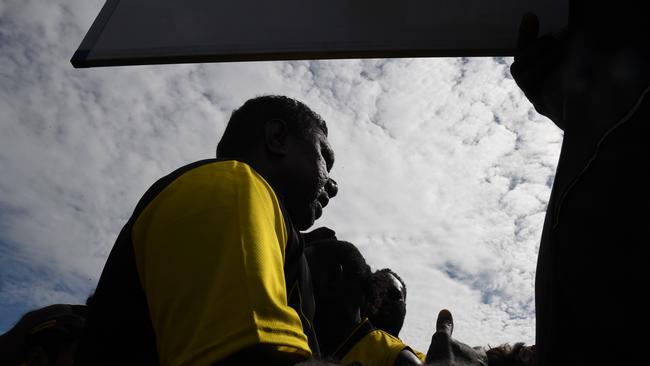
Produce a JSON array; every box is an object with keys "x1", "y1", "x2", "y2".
[
  {"x1": 510, "y1": 13, "x2": 568, "y2": 129},
  {"x1": 425, "y1": 309, "x2": 487, "y2": 366}
]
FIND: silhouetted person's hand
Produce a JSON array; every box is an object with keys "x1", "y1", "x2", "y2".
[
  {"x1": 510, "y1": 12, "x2": 649, "y2": 134},
  {"x1": 510, "y1": 13, "x2": 568, "y2": 129},
  {"x1": 426, "y1": 309, "x2": 453, "y2": 363},
  {"x1": 425, "y1": 309, "x2": 487, "y2": 366}
]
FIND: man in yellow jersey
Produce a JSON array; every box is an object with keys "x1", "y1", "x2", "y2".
[
  {"x1": 362, "y1": 268, "x2": 408, "y2": 338},
  {"x1": 362, "y1": 268, "x2": 428, "y2": 362},
  {"x1": 361, "y1": 269, "x2": 491, "y2": 365},
  {"x1": 75, "y1": 95, "x2": 338, "y2": 366}
]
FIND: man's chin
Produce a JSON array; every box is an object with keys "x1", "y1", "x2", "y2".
[
  {"x1": 295, "y1": 217, "x2": 315, "y2": 231},
  {"x1": 314, "y1": 202, "x2": 323, "y2": 221},
  {"x1": 294, "y1": 206, "x2": 320, "y2": 231}
]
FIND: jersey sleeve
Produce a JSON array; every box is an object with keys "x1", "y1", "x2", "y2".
[
  {"x1": 342, "y1": 329, "x2": 411, "y2": 366},
  {"x1": 413, "y1": 349, "x2": 427, "y2": 362},
  {"x1": 131, "y1": 161, "x2": 310, "y2": 365}
]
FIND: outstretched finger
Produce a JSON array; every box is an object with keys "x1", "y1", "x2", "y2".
[
  {"x1": 436, "y1": 309, "x2": 454, "y2": 337},
  {"x1": 426, "y1": 309, "x2": 455, "y2": 363}
]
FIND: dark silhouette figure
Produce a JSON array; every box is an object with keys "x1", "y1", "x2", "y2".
[
  {"x1": 425, "y1": 309, "x2": 488, "y2": 366},
  {"x1": 306, "y1": 239, "x2": 422, "y2": 366},
  {"x1": 302, "y1": 226, "x2": 338, "y2": 246},
  {"x1": 485, "y1": 343, "x2": 535, "y2": 366},
  {"x1": 510, "y1": 1, "x2": 649, "y2": 364},
  {"x1": 0, "y1": 304, "x2": 87, "y2": 366}
]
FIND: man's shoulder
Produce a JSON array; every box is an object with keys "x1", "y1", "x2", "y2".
[
  {"x1": 169, "y1": 159, "x2": 253, "y2": 181},
  {"x1": 342, "y1": 326, "x2": 412, "y2": 366},
  {"x1": 364, "y1": 330, "x2": 422, "y2": 365},
  {"x1": 172, "y1": 159, "x2": 270, "y2": 191},
  {"x1": 133, "y1": 159, "x2": 273, "y2": 217},
  {"x1": 366, "y1": 329, "x2": 407, "y2": 349}
]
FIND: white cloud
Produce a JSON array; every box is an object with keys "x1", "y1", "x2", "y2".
[{"x1": 0, "y1": 0, "x2": 562, "y2": 354}]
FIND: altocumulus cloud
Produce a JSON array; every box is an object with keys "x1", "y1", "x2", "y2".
[{"x1": 0, "y1": 0, "x2": 562, "y2": 352}]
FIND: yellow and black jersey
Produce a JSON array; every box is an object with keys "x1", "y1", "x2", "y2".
[
  {"x1": 75, "y1": 160, "x2": 318, "y2": 366},
  {"x1": 412, "y1": 349, "x2": 427, "y2": 363},
  {"x1": 334, "y1": 319, "x2": 418, "y2": 366}
]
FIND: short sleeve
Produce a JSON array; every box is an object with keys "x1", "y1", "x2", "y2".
[
  {"x1": 413, "y1": 349, "x2": 427, "y2": 362},
  {"x1": 342, "y1": 329, "x2": 410, "y2": 366},
  {"x1": 132, "y1": 160, "x2": 310, "y2": 365}
]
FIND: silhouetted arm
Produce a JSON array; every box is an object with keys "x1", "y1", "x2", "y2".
[{"x1": 424, "y1": 310, "x2": 487, "y2": 366}]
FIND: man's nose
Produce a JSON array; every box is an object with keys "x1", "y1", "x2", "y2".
[{"x1": 325, "y1": 178, "x2": 338, "y2": 198}]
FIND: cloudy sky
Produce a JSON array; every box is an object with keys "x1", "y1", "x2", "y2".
[{"x1": 0, "y1": 0, "x2": 563, "y2": 353}]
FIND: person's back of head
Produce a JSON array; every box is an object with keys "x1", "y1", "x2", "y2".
[
  {"x1": 361, "y1": 268, "x2": 407, "y2": 338},
  {"x1": 485, "y1": 343, "x2": 536, "y2": 366},
  {"x1": 216, "y1": 95, "x2": 327, "y2": 160},
  {"x1": 0, "y1": 304, "x2": 87, "y2": 366},
  {"x1": 305, "y1": 239, "x2": 371, "y2": 310}
]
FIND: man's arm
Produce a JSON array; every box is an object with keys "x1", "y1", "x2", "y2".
[
  {"x1": 394, "y1": 349, "x2": 424, "y2": 366},
  {"x1": 133, "y1": 162, "x2": 311, "y2": 365},
  {"x1": 425, "y1": 310, "x2": 487, "y2": 366}
]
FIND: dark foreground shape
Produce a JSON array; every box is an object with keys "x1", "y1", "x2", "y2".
[{"x1": 511, "y1": 1, "x2": 650, "y2": 364}]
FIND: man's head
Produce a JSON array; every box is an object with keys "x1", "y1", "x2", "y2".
[
  {"x1": 361, "y1": 268, "x2": 407, "y2": 337},
  {"x1": 0, "y1": 304, "x2": 87, "y2": 366},
  {"x1": 305, "y1": 240, "x2": 371, "y2": 312},
  {"x1": 217, "y1": 95, "x2": 337, "y2": 230},
  {"x1": 485, "y1": 343, "x2": 536, "y2": 366}
]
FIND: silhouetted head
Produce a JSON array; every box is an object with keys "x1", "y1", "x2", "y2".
[
  {"x1": 302, "y1": 226, "x2": 337, "y2": 246},
  {"x1": 305, "y1": 240, "x2": 371, "y2": 313},
  {"x1": 84, "y1": 293, "x2": 95, "y2": 307},
  {"x1": 0, "y1": 304, "x2": 87, "y2": 366},
  {"x1": 485, "y1": 343, "x2": 536, "y2": 366},
  {"x1": 361, "y1": 268, "x2": 407, "y2": 337},
  {"x1": 217, "y1": 95, "x2": 337, "y2": 230}
]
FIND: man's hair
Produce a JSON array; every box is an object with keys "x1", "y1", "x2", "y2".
[
  {"x1": 379, "y1": 268, "x2": 407, "y2": 299},
  {"x1": 216, "y1": 95, "x2": 327, "y2": 158},
  {"x1": 305, "y1": 240, "x2": 371, "y2": 305}
]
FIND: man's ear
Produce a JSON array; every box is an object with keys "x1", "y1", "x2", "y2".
[{"x1": 264, "y1": 119, "x2": 290, "y2": 156}]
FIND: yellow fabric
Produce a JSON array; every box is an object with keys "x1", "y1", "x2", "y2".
[
  {"x1": 341, "y1": 324, "x2": 411, "y2": 366},
  {"x1": 30, "y1": 319, "x2": 57, "y2": 334},
  {"x1": 132, "y1": 160, "x2": 310, "y2": 366},
  {"x1": 413, "y1": 349, "x2": 427, "y2": 362}
]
